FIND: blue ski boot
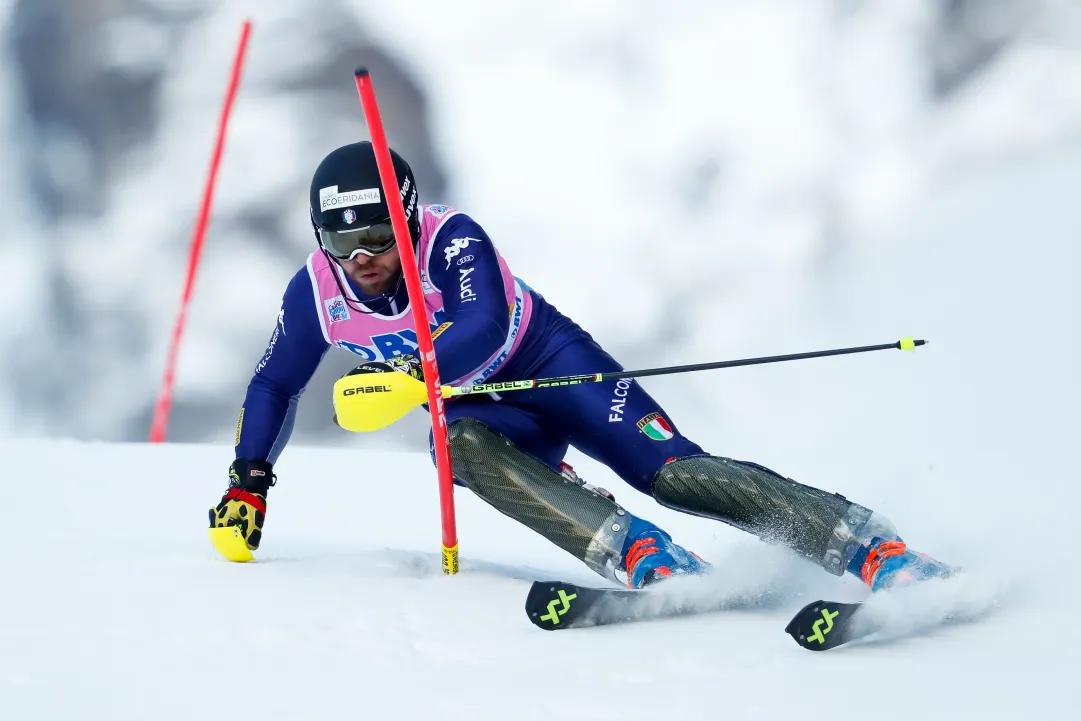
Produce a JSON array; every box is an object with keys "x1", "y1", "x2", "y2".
[
  {"x1": 843, "y1": 512, "x2": 954, "y2": 591},
  {"x1": 620, "y1": 515, "x2": 711, "y2": 589},
  {"x1": 849, "y1": 537, "x2": 953, "y2": 592}
]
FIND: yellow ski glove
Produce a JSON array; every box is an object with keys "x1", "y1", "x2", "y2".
[{"x1": 209, "y1": 459, "x2": 275, "y2": 550}]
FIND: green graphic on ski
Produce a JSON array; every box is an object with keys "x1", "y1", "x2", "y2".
[
  {"x1": 526, "y1": 581, "x2": 646, "y2": 630},
  {"x1": 785, "y1": 599, "x2": 866, "y2": 650}
]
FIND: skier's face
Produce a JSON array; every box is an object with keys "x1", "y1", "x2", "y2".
[{"x1": 338, "y1": 244, "x2": 402, "y2": 295}]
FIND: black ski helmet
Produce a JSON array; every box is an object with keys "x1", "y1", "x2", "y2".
[{"x1": 308, "y1": 141, "x2": 421, "y2": 255}]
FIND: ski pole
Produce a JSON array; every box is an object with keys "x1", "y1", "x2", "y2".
[
  {"x1": 443, "y1": 337, "x2": 925, "y2": 397},
  {"x1": 332, "y1": 337, "x2": 926, "y2": 433}
]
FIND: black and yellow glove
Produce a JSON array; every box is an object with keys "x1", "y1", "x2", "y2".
[
  {"x1": 385, "y1": 354, "x2": 424, "y2": 381},
  {"x1": 347, "y1": 355, "x2": 424, "y2": 381},
  {"x1": 209, "y1": 459, "x2": 275, "y2": 550}
]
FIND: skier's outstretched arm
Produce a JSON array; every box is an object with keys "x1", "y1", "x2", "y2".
[{"x1": 210, "y1": 269, "x2": 328, "y2": 550}]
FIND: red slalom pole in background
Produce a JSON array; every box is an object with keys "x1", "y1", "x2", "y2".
[
  {"x1": 354, "y1": 68, "x2": 460, "y2": 575},
  {"x1": 150, "y1": 20, "x2": 252, "y2": 442}
]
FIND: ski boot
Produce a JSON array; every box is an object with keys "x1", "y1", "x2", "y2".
[
  {"x1": 843, "y1": 512, "x2": 953, "y2": 591},
  {"x1": 620, "y1": 515, "x2": 711, "y2": 589},
  {"x1": 558, "y1": 462, "x2": 707, "y2": 588},
  {"x1": 854, "y1": 539, "x2": 953, "y2": 592}
]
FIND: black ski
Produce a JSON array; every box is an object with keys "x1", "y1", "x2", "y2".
[
  {"x1": 530, "y1": 582, "x2": 970, "y2": 646},
  {"x1": 528, "y1": 583, "x2": 883, "y2": 646},
  {"x1": 526, "y1": 581, "x2": 637, "y2": 630},
  {"x1": 785, "y1": 599, "x2": 867, "y2": 650},
  {"x1": 525, "y1": 580, "x2": 743, "y2": 630}
]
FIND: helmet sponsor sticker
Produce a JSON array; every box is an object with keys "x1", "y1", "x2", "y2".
[
  {"x1": 342, "y1": 209, "x2": 357, "y2": 224},
  {"x1": 401, "y1": 177, "x2": 418, "y2": 220},
  {"x1": 319, "y1": 185, "x2": 381, "y2": 212}
]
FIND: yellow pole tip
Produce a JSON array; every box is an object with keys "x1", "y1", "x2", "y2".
[{"x1": 899, "y1": 337, "x2": 916, "y2": 352}]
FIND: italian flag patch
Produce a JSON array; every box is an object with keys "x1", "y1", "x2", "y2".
[{"x1": 637, "y1": 412, "x2": 673, "y2": 441}]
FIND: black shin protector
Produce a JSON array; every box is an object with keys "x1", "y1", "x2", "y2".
[
  {"x1": 447, "y1": 419, "x2": 629, "y2": 582},
  {"x1": 651, "y1": 455, "x2": 872, "y2": 575}
]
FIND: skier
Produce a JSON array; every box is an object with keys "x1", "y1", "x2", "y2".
[{"x1": 211, "y1": 141, "x2": 951, "y2": 592}]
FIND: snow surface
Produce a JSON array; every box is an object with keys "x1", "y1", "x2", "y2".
[
  {"x1": 2, "y1": 1, "x2": 1081, "y2": 444},
  {"x1": 0, "y1": 438, "x2": 1074, "y2": 720}
]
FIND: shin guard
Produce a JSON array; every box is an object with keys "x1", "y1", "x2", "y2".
[
  {"x1": 447, "y1": 419, "x2": 629, "y2": 581},
  {"x1": 652, "y1": 456, "x2": 872, "y2": 575}
]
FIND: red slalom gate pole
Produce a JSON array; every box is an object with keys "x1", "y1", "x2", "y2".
[
  {"x1": 354, "y1": 68, "x2": 460, "y2": 575},
  {"x1": 149, "y1": 20, "x2": 252, "y2": 443}
]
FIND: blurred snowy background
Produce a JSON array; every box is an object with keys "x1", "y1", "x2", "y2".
[{"x1": 0, "y1": 1, "x2": 1077, "y2": 515}]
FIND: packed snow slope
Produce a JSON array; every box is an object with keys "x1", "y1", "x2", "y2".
[
  {"x1": 0, "y1": 439, "x2": 1074, "y2": 720},
  {"x1": 3, "y1": 1, "x2": 1081, "y2": 446}
]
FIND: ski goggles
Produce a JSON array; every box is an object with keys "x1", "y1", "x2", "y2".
[{"x1": 319, "y1": 221, "x2": 397, "y2": 260}]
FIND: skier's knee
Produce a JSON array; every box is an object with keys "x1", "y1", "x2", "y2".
[
  {"x1": 445, "y1": 418, "x2": 499, "y2": 477},
  {"x1": 445, "y1": 418, "x2": 526, "y2": 489},
  {"x1": 446, "y1": 417, "x2": 491, "y2": 447},
  {"x1": 430, "y1": 421, "x2": 474, "y2": 488},
  {"x1": 445, "y1": 417, "x2": 629, "y2": 582},
  {"x1": 444, "y1": 416, "x2": 544, "y2": 489}
]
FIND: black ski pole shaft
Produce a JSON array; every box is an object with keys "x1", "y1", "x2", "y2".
[{"x1": 443, "y1": 337, "x2": 926, "y2": 398}]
